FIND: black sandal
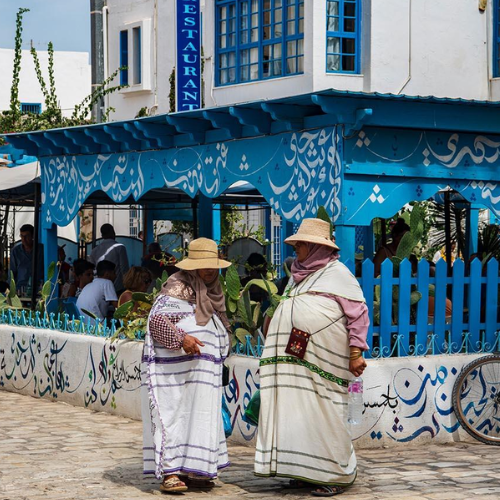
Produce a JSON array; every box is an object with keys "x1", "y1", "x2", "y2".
[{"x1": 311, "y1": 485, "x2": 344, "y2": 497}]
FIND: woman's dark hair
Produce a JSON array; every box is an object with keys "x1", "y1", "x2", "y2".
[{"x1": 392, "y1": 218, "x2": 410, "y2": 237}]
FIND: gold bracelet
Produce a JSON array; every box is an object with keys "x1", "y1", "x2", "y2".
[{"x1": 349, "y1": 353, "x2": 362, "y2": 360}]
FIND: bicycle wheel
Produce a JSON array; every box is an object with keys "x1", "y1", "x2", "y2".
[{"x1": 452, "y1": 354, "x2": 500, "y2": 445}]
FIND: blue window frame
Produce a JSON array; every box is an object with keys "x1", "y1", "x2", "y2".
[
  {"x1": 216, "y1": 0, "x2": 304, "y2": 86},
  {"x1": 326, "y1": 0, "x2": 360, "y2": 74},
  {"x1": 20, "y1": 103, "x2": 42, "y2": 114},
  {"x1": 494, "y1": 1, "x2": 500, "y2": 77},
  {"x1": 120, "y1": 30, "x2": 129, "y2": 85}
]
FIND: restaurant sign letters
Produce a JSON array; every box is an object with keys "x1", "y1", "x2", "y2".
[{"x1": 176, "y1": 0, "x2": 201, "y2": 111}]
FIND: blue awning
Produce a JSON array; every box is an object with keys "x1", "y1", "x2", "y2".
[{"x1": 5, "y1": 88, "x2": 500, "y2": 159}]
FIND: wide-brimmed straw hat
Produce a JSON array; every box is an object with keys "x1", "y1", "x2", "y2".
[
  {"x1": 284, "y1": 218, "x2": 340, "y2": 250},
  {"x1": 176, "y1": 238, "x2": 231, "y2": 270}
]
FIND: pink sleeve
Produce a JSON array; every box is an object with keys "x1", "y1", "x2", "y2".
[{"x1": 332, "y1": 296, "x2": 370, "y2": 351}]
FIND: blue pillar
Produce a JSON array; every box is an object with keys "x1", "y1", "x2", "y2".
[
  {"x1": 363, "y1": 223, "x2": 375, "y2": 260},
  {"x1": 41, "y1": 223, "x2": 59, "y2": 303},
  {"x1": 198, "y1": 194, "x2": 214, "y2": 239},
  {"x1": 280, "y1": 220, "x2": 295, "y2": 266},
  {"x1": 335, "y1": 225, "x2": 356, "y2": 272},
  {"x1": 212, "y1": 204, "x2": 221, "y2": 243},
  {"x1": 145, "y1": 208, "x2": 155, "y2": 245}
]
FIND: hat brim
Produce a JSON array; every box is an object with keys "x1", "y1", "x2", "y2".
[
  {"x1": 175, "y1": 257, "x2": 232, "y2": 270},
  {"x1": 284, "y1": 233, "x2": 340, "y2": 251}
]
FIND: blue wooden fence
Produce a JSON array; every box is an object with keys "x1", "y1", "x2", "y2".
[{"x1": 349, "y1": 257, "x2": 500, "y2": 358}]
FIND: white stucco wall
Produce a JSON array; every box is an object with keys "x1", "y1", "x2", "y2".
[
  {"x1": 0, "y1": 324, "x2": 484, "y2": 449},
  {"x1": 0, "y1": 49, "x2": 91, "y2": 116},
  {"x1": 102, "y1": 0, "x2": 494, "y2": 120}
]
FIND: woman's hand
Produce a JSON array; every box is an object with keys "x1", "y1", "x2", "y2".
[
  {"x1": 182, "y1": 335, "x2": 204, "y2": 355},
  {"x1": 349, "y1": 357, "x2": 367, "y2": 377}
]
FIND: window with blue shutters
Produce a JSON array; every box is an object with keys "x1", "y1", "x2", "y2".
[
  {"x1": 494, "y1": 1, "x2": 500, "y2": 77},
  {"x1": 120, "y1": 30, "x2": 129, "y2": 85},
  {"x1": 216, "y1": 0, "x2": 304, "y2": 86},
  {"x1": 326, "y1": 0, "x2": 361, "y2": 74},
  {"x1": 20, "y1": 103, "x2": 42, "y2": 114}
]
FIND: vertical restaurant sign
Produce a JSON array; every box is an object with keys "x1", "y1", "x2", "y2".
[{"x1": 176, "y1": 0, "x2": 201, "y2": 111}]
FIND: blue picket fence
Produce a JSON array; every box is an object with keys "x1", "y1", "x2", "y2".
[{"x1": 349, "y1": 257, "x2": 500, "y2": 358}]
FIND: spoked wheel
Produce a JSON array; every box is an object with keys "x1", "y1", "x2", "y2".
[{"x1": 452, "y1": 354, "x2": 500, "y2": 445}]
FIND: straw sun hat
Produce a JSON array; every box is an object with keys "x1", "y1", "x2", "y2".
[
  {"x1": 284, "y1": 218, "x2": 339, "y2": 250},
  {"x1": 176, "y1": 237, "x2": 231, "y2": 270}
]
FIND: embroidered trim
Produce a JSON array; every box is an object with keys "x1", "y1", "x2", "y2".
[{"x1": 259, "y1": 356, "x2": 349, "y2": 387}]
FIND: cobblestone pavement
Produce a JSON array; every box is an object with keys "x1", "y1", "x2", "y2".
[{"x1": 2, "y1": 392, "x2": 500, "y2": 500}]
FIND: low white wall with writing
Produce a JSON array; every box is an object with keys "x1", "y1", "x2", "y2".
[
  {"x1": 0, "y1": 325, "x2": 479, "y2": 447},
  {"x1": 0, "y1": 325, "x2": 143, "y2": 420}
]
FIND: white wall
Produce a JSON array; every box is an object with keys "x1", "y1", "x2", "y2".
[
  {"x1": 103, "y1": 0, "x2": 493, "y2": 118},
  {"x1": 0, "y1": 324, "x2": 486, "y2": 449},
  {"x1": 0, "y1": 48, "x2": 91, "y2": 116}
]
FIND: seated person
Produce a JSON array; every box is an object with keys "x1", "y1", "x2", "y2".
[
  {"x1": 62, "y1": 259, "x2": 95, "y2": 298},
  {"x1": 241, "y1": 252, "x2": 269, "y2": 304},
  {"x1": 76, "y1": 260, "x2": 118, "y2": 323},
  {"x1": 118, "y1": 266, "x2": 153, "y2": 311}
]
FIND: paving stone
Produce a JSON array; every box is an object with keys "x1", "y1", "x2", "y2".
[{"x1": 2, "y1": 390, "x2": 500, "y2": 499}]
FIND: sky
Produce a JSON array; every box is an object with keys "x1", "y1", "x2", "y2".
[{"x1": 0, "y1": 0, "x2": 90, "y2": 53}]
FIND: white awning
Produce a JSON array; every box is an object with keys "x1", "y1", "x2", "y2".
[{"x1": 0, "y1": 162, "x2": 39, "y2": 191}]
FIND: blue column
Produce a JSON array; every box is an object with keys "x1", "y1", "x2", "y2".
[
  {"x1": 212, "y1": 204, "x2": 221, "y2": 243},
  {"x1": 198, "y1": 194, "x2": 214, "y2": 239},
  {"x1": 363, "y1": 223, "x2": 375, "y2": 260},
  {"x1": 335, "y1": 225, "x2": 356, "y2": 272},
  {"x1": 280, "y1": 220, "x2": 295, "y2": 264},
  {"x1": 41, "y1": 223, "x2": 59, "y2": 306},
  {"x1": 145, "y1": 208, "x2": 155, "y2": 245}
]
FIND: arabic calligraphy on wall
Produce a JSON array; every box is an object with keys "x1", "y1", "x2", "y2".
[
  {"x1": 0, "y1": 327, "x2": 142, "y2": 419},
  {"x1": 41, "y1": 127, "x2": 342, "y2": 228}
]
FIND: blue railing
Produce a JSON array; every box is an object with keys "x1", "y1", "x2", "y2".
[
  {"x1": 0, "y1": 308, "x2": 142, "y2": 340},
  {"x1": 353, "y1": 257, "x2": 500, "y2": 359},
  {"x1": 3, "y1": 257, "x2": 499, "y2": 359}
]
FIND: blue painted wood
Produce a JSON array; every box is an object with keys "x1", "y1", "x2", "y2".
[
  {"x1": 468, "y1": 258, "x2": 482, "y2": 352},
  {"x1": 485, "y1": 258, "x2": 499, "y2": 348},
  {"x1": 360, "y1": 259, "x2": 374, "y2": 357},
  {"x1": 397, "y1": 259, "x2": 411, "y2": 356},
  {"x1": 40, "y1": 127, "x2": 342, "y2": 228},
  {"x1": 433, "y1": 259, "x2": 448, "y2": 354},
  {"x1": 336, "y1": 225, "x2": 356, "y2": 267},
  {"x1": 450, "y1": 259, "x2": 465, "y2": 353},
  {"x1": 415, "y1": 259, "x2": 430, "y2": 356},
  {"x1": 379, "y1": 259, "x2": 393, "y2": 356}
]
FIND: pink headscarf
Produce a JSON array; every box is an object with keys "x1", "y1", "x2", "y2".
[{"x1": 291, "y1": 243, "x2": 339, "y2": 284}]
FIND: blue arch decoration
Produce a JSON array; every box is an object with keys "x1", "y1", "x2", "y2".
[{"x1": 41, "y1": 127, "x2": 342, "y2": 228}]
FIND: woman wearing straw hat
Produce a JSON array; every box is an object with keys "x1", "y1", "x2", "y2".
[
  {"x1": 142, "y1": 238, "x2": 232, "y2": 493},
  {"x1": 254, "y1": 219, "x2": 369, "y2": 497}
]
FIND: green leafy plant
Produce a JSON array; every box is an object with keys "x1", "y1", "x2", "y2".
[
  {"x1": 220, "y1": 265, "x2": 280, "y2": 347},
  {"x1": 372, "y1": 205, "x2": 424, "y2": 325},
  {"x1": 0, "y1": 8, "x2": 127, "y2": 145}
]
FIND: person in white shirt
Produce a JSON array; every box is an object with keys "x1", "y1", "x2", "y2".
[
  {"x1": 77, "y1": 260, "x2": 118, "y2": 323},
  {"x1": 89, "y1": 224, "x2": 130, "y2": 293}
]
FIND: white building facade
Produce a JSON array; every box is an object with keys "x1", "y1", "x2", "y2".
[
  {"x1": 0, "y1": 49, "x2": 91, "y2": 116},
  {"x1": 102, "y1": 0, "x2": 499, "y2": 123}
]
